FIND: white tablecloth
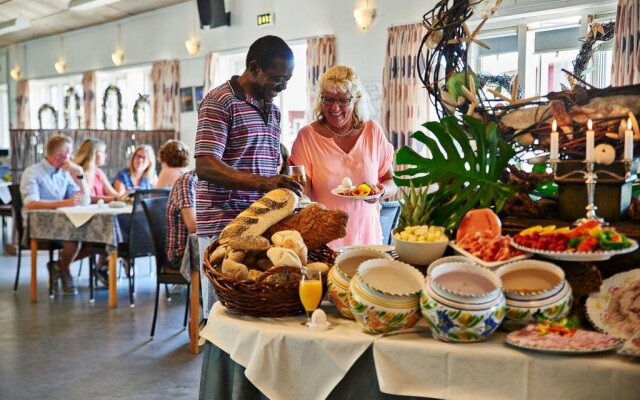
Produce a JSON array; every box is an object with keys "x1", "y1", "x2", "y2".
[
  {"x1": 0, "y1": 181, "x2": 10, "y2": 204},
  {"x1": 58, "y1": 204, "x2": 132, "y2": 227},
  {"x1": 202, "y1": 302, "x2": 640, "y2": 400}
]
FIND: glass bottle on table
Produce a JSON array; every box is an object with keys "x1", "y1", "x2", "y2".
[{"x1": 299, "y1": 268, "x2": 322, "y2": 325}]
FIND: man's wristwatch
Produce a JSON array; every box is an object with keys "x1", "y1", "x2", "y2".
[{"x1": 76, "y1": 174, "x2": 84, "y2": 180}]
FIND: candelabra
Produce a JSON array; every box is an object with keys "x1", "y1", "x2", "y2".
[{"x1": 550, "y1": 159, "x2": 634, "y2": 226}]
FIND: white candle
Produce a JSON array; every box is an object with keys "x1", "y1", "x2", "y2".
[
  {"x1": 585, "y1": 119, "x2": 595, "y2": 162},
  {"x1": 624, "y1": 118, "x2": 634, "y2": 161},
  {"x1": 550, "y1": 119, "x2": 559, "y2": 160}
]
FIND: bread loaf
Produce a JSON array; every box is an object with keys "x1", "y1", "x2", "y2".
[{"x1": 219, "y1": 189, "x2": 298, "y2": 245}]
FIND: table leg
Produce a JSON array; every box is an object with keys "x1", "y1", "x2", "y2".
[
  {"x1": 108, "y1": 250, "x2": 118, "y2": 308},
  {"x1": 30, "y1": 239, "x2": 37, "y2": 303},
  {"x1": 190, "y1": 270, "x2": 201, "y2": 354}
]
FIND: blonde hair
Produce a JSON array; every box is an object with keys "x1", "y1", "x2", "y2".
[
  {"x1": 129, "y1": 145, "x2": 156, "y2": 181},
  {"x1": 74, "y1": 139, "x2": 106, "y2": 171},
  {"x1": 313, "y1": 65, "x2": 371, "y2": 128},
  {"x1": 45, "y1": 135, "x2": 73, "y2": 157}
]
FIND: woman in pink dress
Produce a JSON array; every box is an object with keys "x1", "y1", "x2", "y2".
[
  {"x1": 290, "y1": 65, "x2": 397, "y2": 248},
  {"x1": 73, "y1": 138, "x2": 120, "y2": 202}
]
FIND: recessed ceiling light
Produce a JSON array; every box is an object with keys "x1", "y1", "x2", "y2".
[
  {"x1": 69, "y1": 0, "x2": 121, "y2": 12},
  {"x1": 0, "y1": 17, "x2": 30, "y2": 36}
]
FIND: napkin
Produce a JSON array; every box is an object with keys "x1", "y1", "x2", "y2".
[{"x1": 59, "y1": 205, "x2": 130, "y2": 228}]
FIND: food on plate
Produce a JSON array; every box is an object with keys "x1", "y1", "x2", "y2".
[
  {"x1": 457, "y1": 229, "x2": 524, "y2": 262},
  {"x1": 507, "y1": 319, "x2": 620, "y2": 351},
  {"x1": 337, "y1": 182, "x2": 381, "y2": 197},
  {"x1": 394, "y1": 225, "x2": 448, "y2": 243},
  {"x1": 513, "y1": 221, "x2": 632, "y2": 253},
  {"x1": 264, "y1": 203, "x2": 348, "y2": 250},
  {"x1": 219, "y1": 188, "x2": 298, "y2": 245},
  {"x1": 455, "y1": 208, "x2": 501, "y2": 242},
  {"x1": 341, "y1": 177, "x2": 352, "y2": 190},
  {"x1": 604, "y1": 279, "x2": 640, "y2": 337}
]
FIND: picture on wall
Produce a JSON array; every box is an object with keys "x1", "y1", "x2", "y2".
[
  {"x1": 195, "y1": 85, "x2": 204, "y2": 108},
  {"x1": 180, "y1": 87, "x2": 194, "y2": 112}
]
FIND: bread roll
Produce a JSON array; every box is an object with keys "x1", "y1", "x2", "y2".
[
  {"x1": 222, "y1": 259, "x2": 249, "y2": 280},
  {"x1": 226, "y1": 250, "x2": 246, "y2": 263},
  {"x1": 247, "y1": 269, "x2": 263, "y2": 281},
  {"x1": 228, "y1": 236, "x2": 270, "y2": 252},
  {"x1": 306, "y1": 262, "x2": 330, "y2": 274},
  {"x1": 219, "y1": 189, "x2": 298, "y2": 244},
  {"x1": 271, "y1": 230, "x2": 303, "y2": 246},
  {"x1": 209, "y1": 245, "x2": 230, "y2": 265},
  {"x1": 267, "y1": 247, "x2": 302, "y2": 268},
  {"x1": 282, "y1": 237, "x2": 308, "y2": 265}
]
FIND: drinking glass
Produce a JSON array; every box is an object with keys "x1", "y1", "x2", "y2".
[
  {"x1": 289, "y1": 165, "x2": 307, "y2": 189},
  {"x1": 299, "y1": 268, "x2": 323, "y2": 325}
]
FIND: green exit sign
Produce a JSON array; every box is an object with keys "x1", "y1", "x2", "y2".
[{"x1": 257, "y1": 13, "x2": 274, "y2": 27}]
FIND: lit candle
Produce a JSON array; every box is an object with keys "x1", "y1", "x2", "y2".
[
  {"x1": 624, "y1": 118, "x2": 634, "y2": 161},
  {"x1": 585, "y1": 119, "x2": 595, "y2": 162},
  {"x1": 550, "y1": 119, "x2": 559, "y2": 160}
]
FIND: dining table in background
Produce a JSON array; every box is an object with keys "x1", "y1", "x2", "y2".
[
  {"x1": 27, "y1": 204, "x2": 132, "y2": 307},
  {"x1": 199, "y1": 302, "x2": 640, "y2": 400}
]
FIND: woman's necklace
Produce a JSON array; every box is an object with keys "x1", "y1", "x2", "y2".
[{"x1": 324, "y1": 122, "x2": 354, "y2": 137}]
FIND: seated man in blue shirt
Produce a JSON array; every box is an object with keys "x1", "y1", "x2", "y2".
[{"x1": 20, "y1": 135, "x2": 90, "y2": 295}]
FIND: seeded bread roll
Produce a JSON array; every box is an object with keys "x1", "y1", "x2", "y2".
[
  {"x1": 219, "y1": 189, "x2": 298, "y2": 245},
  {"x1": 227, "y1": 236, "x2": 270, "y2": 252}
]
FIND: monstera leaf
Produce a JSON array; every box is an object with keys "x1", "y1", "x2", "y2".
[{"x1": 394, "y1": 115, "x2": 519, "y2": 233}]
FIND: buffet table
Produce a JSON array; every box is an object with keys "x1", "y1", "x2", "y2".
[{"x1": 200, "y1": 302, "x2": 640, "y2": 400}]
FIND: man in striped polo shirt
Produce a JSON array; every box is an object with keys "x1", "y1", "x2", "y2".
[{"x1": 194, "y1": 35, "x2": 302, "y2": 315}]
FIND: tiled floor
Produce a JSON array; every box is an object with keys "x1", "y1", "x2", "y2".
[{"x1": 0, "y1": 242, "x2": 202, "y2": 399}]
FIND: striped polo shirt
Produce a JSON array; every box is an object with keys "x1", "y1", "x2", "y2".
[{"x1": 194, "y1": 76, "x2": 281, "y2": 237}]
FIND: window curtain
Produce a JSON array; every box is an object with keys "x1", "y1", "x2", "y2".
[
  {"x1": 16, "y1": 80, "x2": 30, "y2": 129},
  {"x1": 203, "y1": 52, "x2": 218, "y2": 95},
  {"x1": 612, "y1": 0, "x2": 640, "y2": 86},
  {"x1": 306, "y1": 35, "x2": 336, "y2": 120},
  {"x1": 380, "y1": 23, "x2": 428, "y2": 152},
  {"x1": 82, "y1": 71, "x2": 96, "y2": 129},
  {"x1": 151, "y1": 60, "x2": 180, "y2": 131}
]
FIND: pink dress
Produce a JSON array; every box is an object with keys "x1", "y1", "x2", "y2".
[{"x1": 290, "y1": 120, "x2": 394, "y2": 248}]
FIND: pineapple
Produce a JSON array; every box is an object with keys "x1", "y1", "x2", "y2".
[{"x1": 397, "y1": 182, "x2": 435, "y2": 230}]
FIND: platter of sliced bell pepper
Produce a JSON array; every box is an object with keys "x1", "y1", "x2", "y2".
[{"x1": 511, "y1": 221, "x2": 638, "y2": 261}]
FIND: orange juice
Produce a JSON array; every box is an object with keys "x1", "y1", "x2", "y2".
[{"x1": 299, "y1": 280, "x2": 323, "y2": 312}]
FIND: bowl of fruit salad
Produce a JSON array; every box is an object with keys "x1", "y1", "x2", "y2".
[{"x1": 392, "y1": 225, "x2": 449, "y2": 266}]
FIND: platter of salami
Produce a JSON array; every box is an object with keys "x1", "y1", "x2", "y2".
[
  {"x1": 450, "y1": 229, "x2": 531, "y2": 269},
  {"x1": 506, "y1": 322, "x2": 621, "y2": 354}
]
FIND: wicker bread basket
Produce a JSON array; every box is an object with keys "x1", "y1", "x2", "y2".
[{"x1": 203, "y1": 240, "x2": 336, "y2": 317}]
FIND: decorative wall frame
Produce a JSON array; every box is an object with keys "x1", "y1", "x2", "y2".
[
  {"x1": 132, "y1": 94, "x2": 150, "y2": 130},
  {"x1": 571, "y1": 20, "x2": 615, "y2": 88},
  {"x1": 37, "y1": 104, "x2": 58, "y2": 129},
  {"x1": 63, "y1": 87, "x2": 82, "y2": 129},
  {"x1": 101, "y1": 84, "x2": 123, "y2": 130}
]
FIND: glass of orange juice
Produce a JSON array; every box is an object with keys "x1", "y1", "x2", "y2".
[
  {"x1": 299, "y1": 268, "x2": 323, "y2": 325},
  {"x1": 289, "y1": 165, "x2": 306, "y2": 189}
]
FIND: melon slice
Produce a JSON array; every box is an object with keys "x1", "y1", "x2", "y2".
[{"x1": 455, "y1": 208, "x2": 502, "y2": 242}]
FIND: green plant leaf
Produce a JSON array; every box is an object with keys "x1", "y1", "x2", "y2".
[{"x1": 394, "y1": 115, "x2": 519, "y2": 233}]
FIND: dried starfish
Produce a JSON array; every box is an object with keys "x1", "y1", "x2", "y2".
[
  {"x1": 487, "y1": 75, "x2": 541, "y2": 106},
  {"x1": 460, "y1": 75, "x2": 479, "y2": 116},
  {"x1": 447, "y1": 18, "x2": 490, "y2": 49}
]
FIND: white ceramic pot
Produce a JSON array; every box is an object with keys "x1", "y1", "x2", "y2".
[
  {"x1": 348, "y1": 259, "x2": 423, "y2": 334},
  {"x1": 495, "y1": 260, "x2": 573, "y2": 330},
  {"x1": 392, "y1": 228, "x2": 448, "y2": 266},
  {"x1": 421, "y1": 261, "x2": 505, "y2": 342},
  {"x1": 327, "y1": 248, "x2": 392, "y2": 319}
]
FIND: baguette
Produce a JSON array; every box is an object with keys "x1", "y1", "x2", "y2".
[{"x1": 219, "y1": 188, "x2": 298, "y2": 244}]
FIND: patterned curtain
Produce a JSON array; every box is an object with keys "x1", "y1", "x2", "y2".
[
  {"x1": 306, "y1": 35, "x2": 336, "y2": 120},
  {"x1": 381, "y1": 23, "x2": 429, "y2": 152},
  {"x1": 151, "y1": 60, "x2": 180, "y2": 131},
  {"x1": 16, "y1": 80, "x2": 30, "y2": 129},
  {"x1": 203, "y1": 52, "x2": 218, "y2": 95},
  {"x1": 612, "y1": 0, "x2": 640, "y2": 85},
  {"x1": 82, "y1": 71, "x2": 96, "y2": 129}
]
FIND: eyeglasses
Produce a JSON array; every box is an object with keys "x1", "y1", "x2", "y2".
[
  {"x1": 321, "y1": 96, "x2": 354, "y2": 106},
  {"x1": 134, "y1": 154, "x2": 147, "y2": 160}
]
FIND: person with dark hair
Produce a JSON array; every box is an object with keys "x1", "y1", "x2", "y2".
[
  {"x1": 194, "y1": 35, "x2": 301, "y2": 314},
  {"x1": 155, "y1": 139, "x2": 191, "y2": 188}
]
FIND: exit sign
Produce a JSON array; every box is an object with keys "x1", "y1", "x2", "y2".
[{"x1": 257, "y1": 13, "x2": 274, "y2": 27}]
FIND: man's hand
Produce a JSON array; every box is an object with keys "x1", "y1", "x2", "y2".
[
  {"x1": 61, "y1": 161, "x2": 84, "y2": 177},
  {"x1": 62, "y1": 193, "x2": 84, "y2": 207},
  {"x1": 260, "y1": 175, "x2": 303, "y2": 197}
]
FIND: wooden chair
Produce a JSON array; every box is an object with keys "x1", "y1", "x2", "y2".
[
  {"x1": 8, "y1": 184, "x2": 62, "y2": 294},
  {"x1": 380, "y1": 200, "x2": 402, "y2": 245},
  {"x1": 117, "y1": 188, "x2": 171, "y2": 307},
  {"x1": 141, "y1": 197, "x2": 190, "y2": 338}
]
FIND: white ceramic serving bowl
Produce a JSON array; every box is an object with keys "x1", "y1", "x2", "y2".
[
  {"x1": 327, "y1": 248, "x2": 392, "y2": 319},
  {"x1": 495, "y1": 260, "x2": 573, "y2": 330},
  {"x1": 427, "y1": 255, "x2": 476, "y2": 276},
  {"x1": 348, "y1": 258, "x2": 423, "y2": 334},
  {"x1": 392, "y1": 228, "x2": 448, "y2": 266},
  {"x1": 421, "y1": 261, "x2": 505, "y2": 342}
]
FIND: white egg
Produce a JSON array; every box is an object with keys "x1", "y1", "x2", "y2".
[
  {"x1": 594, "y1": 143, "x2": 616, "y2": 165},
  {"x1": 311, "y1": 309, "x2": 327, "y2": 325},
  {"x1": 341, "y1": 177, "x2": 352, "y2": 189}
]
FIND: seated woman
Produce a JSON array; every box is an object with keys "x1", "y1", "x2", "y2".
[
  {"x1": 73, "y1": 138, "x2": 120, "y2": 202},
  {"x1": 113, "y1": 145, "x2": 157, "y2": 196},
  {"x1": 289, "y1": 65, "x2": 397, "y2": 248},
  {"x1": 165, "y1": 170, "x2": 197, "y2": 271},
  {"x1": 155, "y1": 140, "x2": 191, "y2": 188}
]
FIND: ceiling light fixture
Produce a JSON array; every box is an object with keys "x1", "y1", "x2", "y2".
[
  {"x1": 111, "y1": 24, "x2": 124, "y2": 66},
  {"x1": 353, "y1": 0, "x2": 376, "y2": 30},
  {"x1": 69, "y1": 0, "x2": 121, "y2": 12},
  {"x1": 185, "y1": 1, "x2": 201, "y2": 56},
  {"x1": 54, "y1": 36, "x2": 67, "y2": 74},
  {"x1": 0, "y1": 16, "x2": 30, "y2": 36},
  {"x1": 10, "y1": 44, "x2": 24, "y2": 81}
]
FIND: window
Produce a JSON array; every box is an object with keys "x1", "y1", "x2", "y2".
[
  {"x1": 473, "y1": 32, "x2": 519, "y2": 100},
  {"x1": 213, "y1": 42, "x2": 308, "y2": 152},
  {"x1": 29, "y1": 75, "x2": 82, "y2": 129},
  {"x1": 0, "y1": 84, "x2": 8, "y2": 149},
  {"x1": 96, "y1": 66, "x2": 152, "y2": 130}
]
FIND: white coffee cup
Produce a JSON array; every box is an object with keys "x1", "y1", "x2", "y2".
[{"x1": 81, "y1": 193, "x2": 91, "y2": 206}]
